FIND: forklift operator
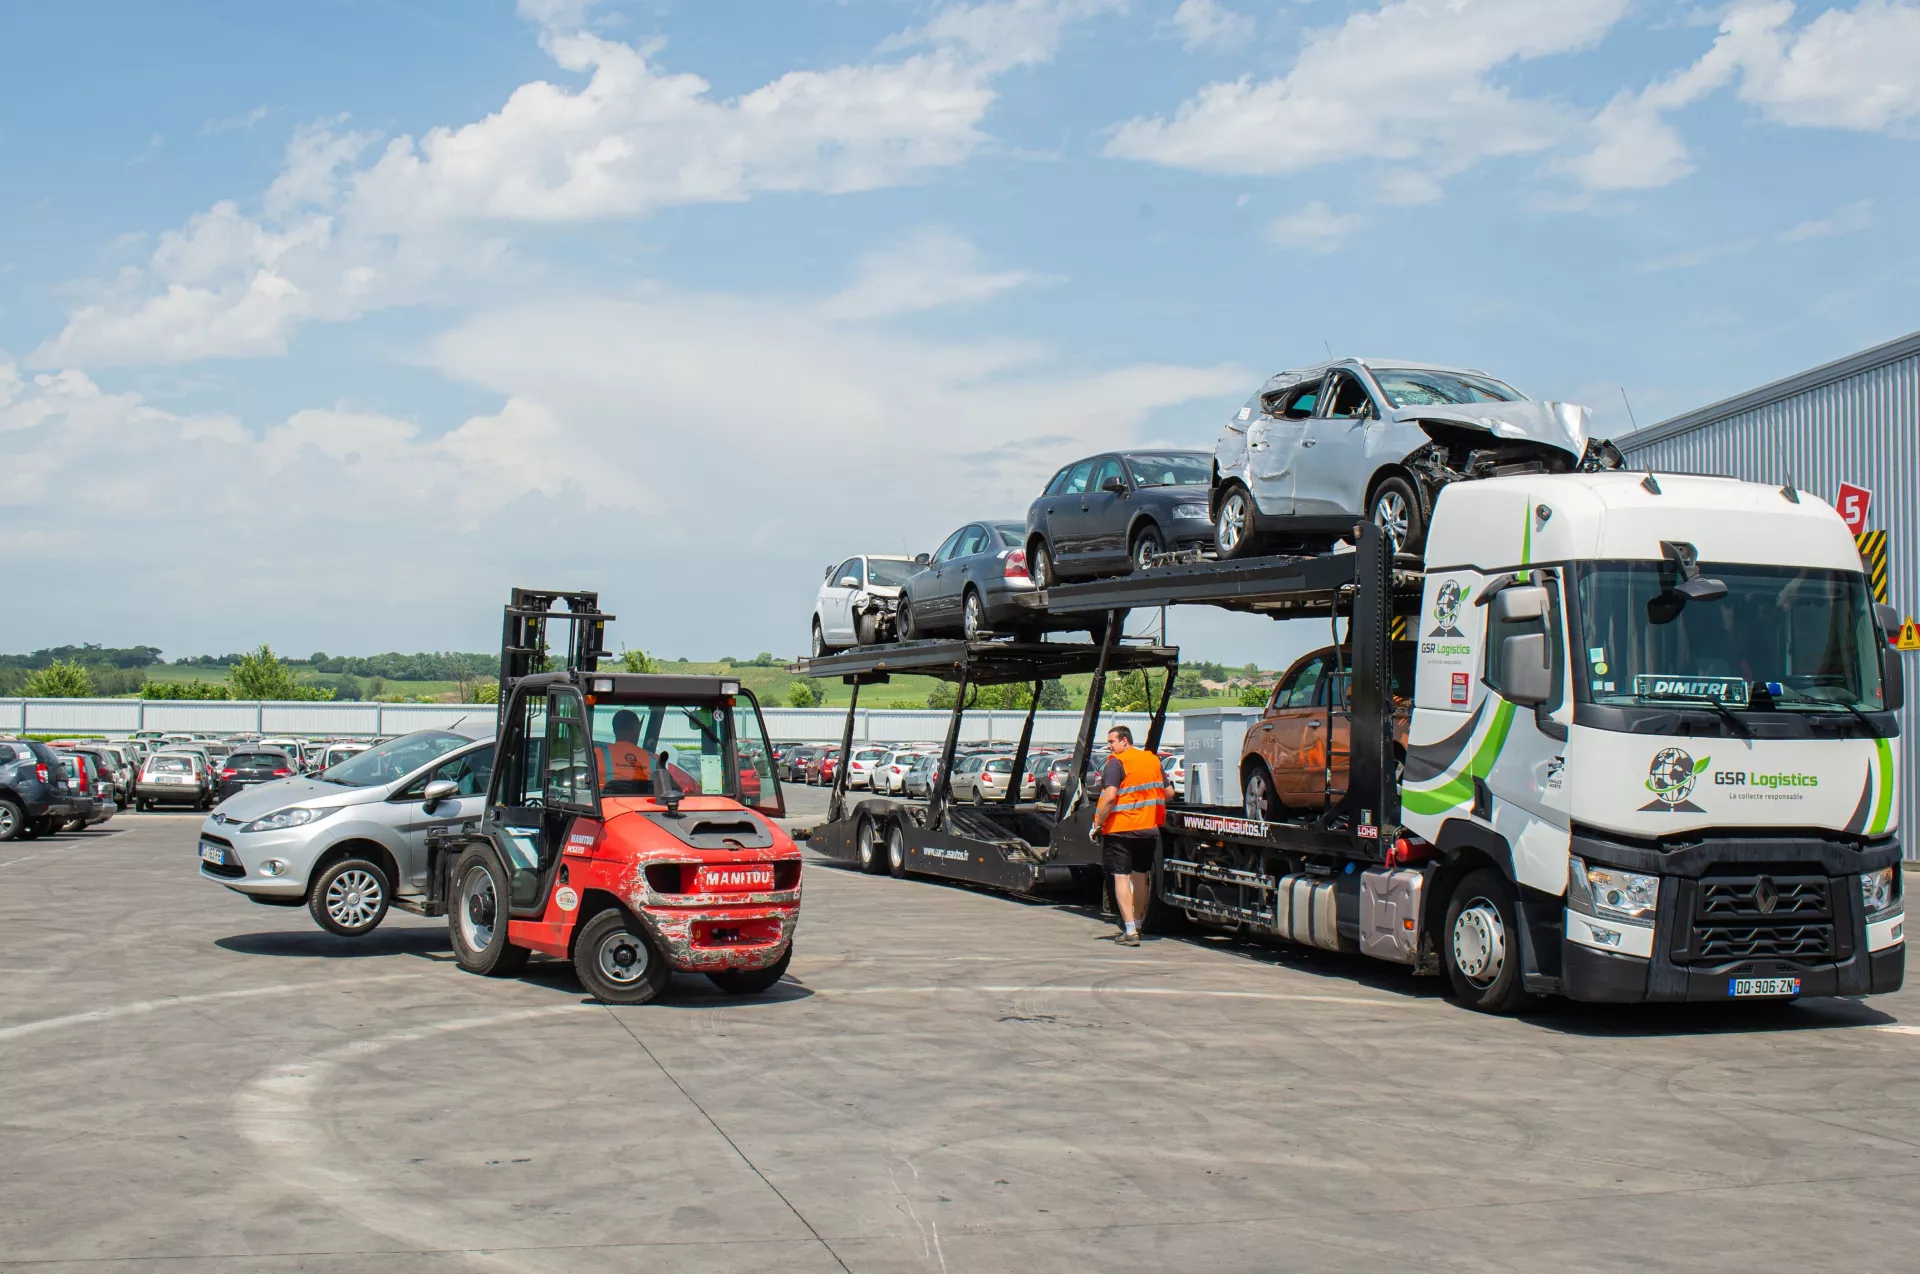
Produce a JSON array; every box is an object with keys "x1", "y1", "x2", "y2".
[{"x1": 596, "y1": 709, "x2": 655, "y2": 795}]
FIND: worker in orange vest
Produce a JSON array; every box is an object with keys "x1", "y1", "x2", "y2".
[
  {"x1": 1094, "y1": 724, "x2": 1166, "y2": 947},
  {"x1": 596, "y1": 709, "x2": 654, "y2": 794}
]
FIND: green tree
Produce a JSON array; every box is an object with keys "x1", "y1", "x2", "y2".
[
  {"x1": 1174, "y1": 671, "x2": 1209, "y2": 700},
  {"x1": 786, "y1": 680, "x2": 825, "y2": 708},
  {"x1": 473, "y1": 680, "x2": 500, "y2": 704},
  {"x1": 1102, "y1": 670, "x2": 1153, "y2": 712},
  {"x1": 926, "y1": 683, "x2": 958, "y2": 709},
  {"x1": 1036, "y1": 679, "x2": 1070, "y2": 710},
  {"x1": 1239, "y1": 682, "x2": 1271, "y2": 707},
  {"x1": 139, "y1": 679, "x2": 231, "y2": 700},
  {"x1": 23, "y1": 658, "x2": 94, "y2": 698},
  {"x1": 620, "y1": 646, "x2": 661, "y2": 674},
  {"x1": 231, "y1": 645, "x2": 332, "y2": 701}
]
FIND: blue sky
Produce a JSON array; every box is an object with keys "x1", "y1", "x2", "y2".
[{"x1": 4, "y1": 0, "x2": 1918, "y2": 665}]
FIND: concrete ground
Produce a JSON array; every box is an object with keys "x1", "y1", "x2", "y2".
[{"x1": 4, "y1": 789, "x2": 1919, "y2": 1273}]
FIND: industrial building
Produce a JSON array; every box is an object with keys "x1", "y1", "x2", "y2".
[{"x1": 1621, "y1": 330, "x2": 1920, "y2": 857}]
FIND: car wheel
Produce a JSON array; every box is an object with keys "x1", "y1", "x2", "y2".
[
  {"x1": 963, "y1": 590, "x2": 988, "y2": 641},
  {"x1": 811, "y1": 619, "x2": 830, "y2": 659},
  {"x1": 447, "y1": 846, "x2": 531, "y2": 975},
  {"x1": 887, "y1": 821, "x2": 908, "y2": 878},
  {"x1": 1369, "y1": 475, "x2": 1426, "y2": 556},
  {"x1": 1242, "y1": 761, "x2": 1279, "y2": 821},
  {"x1": 854, "y1": 611, "x2": 881, "y2": 646},
  {"x1": 1444, "y1": 868, "x2": 1532, "y2": 1014},
  {"x1": 309, "y1": 857, "x2": 392, "y2": 938},
  {"x1": 1132, "y1": 525, "x2": 1164, "y2": 574},
  {"x1": 0, "y1": 798, "x2": 22, "y2": 842},
  {"x1": 707, "y1": 944, "x2": 792, "y2": 995},
  {"x1": 1215, "y1": 485, "x2": 1259, "y2": 560},
  {"x1": 67, "y1": 818, "x2": 88, "y2": 833},
  {"x1": 898, "y1": 598, "x2": 920, "y2": 641},
  {"x1": 1032, "y1": 541, "x2": 1056, "y2": 589},
  {"x1": 576, "y1": 906, "x2": 671, "y2": 1005}
]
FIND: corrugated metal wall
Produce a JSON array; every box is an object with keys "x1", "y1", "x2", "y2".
[{"x1": 1620, "y1": 336, "x2": 1920, "y2": 856}]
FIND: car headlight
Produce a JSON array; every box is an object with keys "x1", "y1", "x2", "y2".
[
  {"x1": 1568, "y1": 856, "x2": 1659, "y2": 924},
  {"x1": 1862, "y1": 867, "x2": 1898, "y2": 916},
  {"x1": 240, "y1": 805, "x2": 337, "y2": 834},
  {"x1": 1173, "y1": 503, "x2": 1210, "y2": 520}
]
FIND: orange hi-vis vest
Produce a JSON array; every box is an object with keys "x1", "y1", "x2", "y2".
[
  {"x1": 596, "y1": 741, "x2": 653, "y2": 786},
  {"x1": 1102, "y1": 748, "x2": 1167, "y2": 835}
]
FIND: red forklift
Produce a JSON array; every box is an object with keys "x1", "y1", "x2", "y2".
[{"x1": 423, "y1": 589, "x2": 801, "y2": 1004}]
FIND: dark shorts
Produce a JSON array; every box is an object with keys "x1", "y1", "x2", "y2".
[{"x1": 1103, "y1": 832, "x2": 1158, "y2": 876}]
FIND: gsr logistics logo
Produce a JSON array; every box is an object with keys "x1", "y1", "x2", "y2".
[
  {"x1": 1640, "y1": 747, "x2": 1709, "y2": 813},
  {"x1": 1714, "y1": 769, "x2": 1819, "y2": 791},
  {"x1": 1428, "y1": 578, "x2": 1465, "y2": 638}
]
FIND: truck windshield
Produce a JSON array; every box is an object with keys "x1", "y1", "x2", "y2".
[
  {"x1": 590, "y1": 698, "x2": 778, "y2": 809},
  {"x1": 1571, "y1": 562, "x2": 1884, "y2": 712}
]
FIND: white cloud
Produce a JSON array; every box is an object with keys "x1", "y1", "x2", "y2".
[
  {"x1": 35, "y1": 0, "x2": 1110, "y2": 369},
  {"x1": 1562, "y1": 1, "x2": 1920, "y2": 191},
  {"x1": 1266, "y1": 201, "x2": 1363, "y2": 253},
  {"x1": 1106, "y1": 0, "x2": 1627, "y2": 181},
  {"x1": 819, "y1": 230, "x2": 1043, "y2": 321},
  {"x1": 1169, "y1": 0, "x2": 1255, "y2": 51},
  {"x1": 1779, "y1": 198, "x2": 1874, "y2": 241}
]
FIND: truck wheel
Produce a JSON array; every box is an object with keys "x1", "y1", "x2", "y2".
[
  {"x1": 1443, "y1": 868, "x2": 1531, "y2": 1015},
  {"x1": 707, "y1": 944, "x2": 793, "y2": 995},
  {"x1": 448, "y1": 847, "x2": 530, "y2": 975},
  {"x1": 1369, "y1": 475, "x2": 1426, "y2": 556},
  {"x1": 887, "y1": 821, "x2": 909, "y2": 878},
  {"x1": 855, "y1": 816, "x2": 887, "y2": 874},
  {"x1": 309, "y1": 857, "x2": 391, "y2": 937},
  {"x1": 1242, "y1": 762, "x2": 1279, "y2": 821},
  {"x1": 1215, "y1": 485, "x2": 1260, "y2": 559},
  {"x1": 0, "y1": 798, "x2": 22, "y2": 842},
  {"x1": 576, "y1": 907, "x2": 670, "y2": 1005}
]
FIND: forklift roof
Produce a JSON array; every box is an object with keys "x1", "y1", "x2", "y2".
[{"x1": 796, "y1": 639, "x2": 1178, "y2": 687}]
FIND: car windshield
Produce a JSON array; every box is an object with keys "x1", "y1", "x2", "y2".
[
  {"x1": 1126, "y1": 453, "x2": 1211, "y2": 487},
  {"x1": 318, "y1": 731, "x2": 470, "y2": 787},
  {"x1": 867, "y1": 559, "x2": 918, "y2": 587},
  {"x1": 1571, "y1": 562, "x2": 1884, "y2": 712},
  {"x1": 590, "y1": 698, "x2": 777, "y2": 806},
  {"x1": 1371, "y1": 369, "x2": 1520, "y2": 407}
]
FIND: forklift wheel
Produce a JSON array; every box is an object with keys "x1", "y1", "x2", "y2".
[
  {"x1": 707, "y1": 944, "x2": 792, "y2": 996},
  {"x1": 575, "y1": 908, "x2": 670, "y2": 1005},
  {"x1": 448, "y1": 847, "x2": 530, "y2": 976}
]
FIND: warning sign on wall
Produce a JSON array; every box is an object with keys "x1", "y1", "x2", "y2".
[
  {"x1": 1897, "y1": 618, "x2": 1920, "y2": 654},
  {"x1": 1838, "y1": 482, "x2": 1873, "y2": 534}
]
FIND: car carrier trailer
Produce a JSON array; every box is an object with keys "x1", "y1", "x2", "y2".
[
  {"x1": 797, "y1": 636, "x2": 1178, "y2": 893},
  {"x1": 1043, "y1": 473, "x2": 1906, "y2": 1012}
]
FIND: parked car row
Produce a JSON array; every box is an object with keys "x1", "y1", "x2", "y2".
[
  {"x1": 812, "y1": 357, "x2": 1614, "y2": 651},
  {"x1": 771, "y1": 738, "x2": 1187, "y2": 808}
]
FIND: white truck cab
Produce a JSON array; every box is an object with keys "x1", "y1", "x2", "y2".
[{"x1": 1403, "y1": 471, "x2": 1902, "y2": 1005}]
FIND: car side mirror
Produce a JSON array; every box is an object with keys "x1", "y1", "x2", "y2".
[
  {"x1": 839, "y1": 576, "x2": 861, "y2": 588},
  {"x1": 1101, "y1": 475, "x2": 1127, "y2": 495},
  {"x1": 914, "y1": 553, "x2": 931, "y2": 565},
  {"x1": 1493, "y1": 585, "x2": 1548, "y2": 623},
  {"x1": 422, "y1": 778, "x2": 460, "y2": 809},
  {"x1": 1501, "y1": 633, "x2": 1552, "y2": 706}
]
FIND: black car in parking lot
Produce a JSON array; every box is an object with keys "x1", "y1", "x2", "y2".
[
  {"x1": 0, "y1": 737, "x2": 76, "y2": 842},
  {"x1": 215, "y1": 749, "x2": 298, "y2": 803},
  {"x1": 899, "y1": 520, "x2": 1095, "y2": 641},
  {"x1": 1026, "y1": 450, "x2": 1215, "y2": 585}
]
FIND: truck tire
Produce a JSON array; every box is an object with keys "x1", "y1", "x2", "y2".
[
  {"x1": 886, "y1": 820, "x2": 909, "y2": 878},
  {"x1": 448, "y1": 846, "x2": 530, "y2": 976},
  {"x1": 0, "y1": 798, "x2": 22, "y2": 842},
  {"x1": 707, "y1": 944, "x2": 792, "y2": 995},
  {"x1": 855, "y1": 816, "x2": 887, "y2": 874},
  {"x1": 1443, "y1": 868, "x2": 1532, "y2": 1015},
  {"x1": 575, "y1": 907, "x2": 670, "y2": 1005},
  {"x1": 309, "y1": 857, "x2": 391, "y2": 937}
]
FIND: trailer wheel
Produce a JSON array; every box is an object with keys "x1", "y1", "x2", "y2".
[
  {"x1": 855, "y1": 816, "x2": 888, "y2": 874},
  {"x1": 309, "y1": 857, "x2": 392, "y2": 937},
  {"x1": 448, "y1": 847, "x2": 530, "y2": 976},
  {"x1": 886, "y1": 821, "x2": 909, "y2": 878},
  {"x1": 576, "y1": 907, "x2": 671, "y2": 1005},
  {"x1": 0, "y1": 798, "x2": 22, "y2": 842},
  {"x1": 707, "y1": 944, "x2": 792, "y2": 995},
  {"x1": 1443, "y1": 868, "x2": 1531, "y2": 1015}
]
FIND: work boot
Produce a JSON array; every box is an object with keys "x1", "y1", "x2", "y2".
[{"x1": 1119, "y1": 930, "x2": 1140, "y2": 947}]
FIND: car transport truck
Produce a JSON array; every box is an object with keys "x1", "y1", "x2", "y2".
[{"x1": 1032, "y1": 469, "x2": 1904, "y2": 1012}]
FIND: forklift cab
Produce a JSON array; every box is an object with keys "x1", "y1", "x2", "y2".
[{"x1": 487, "y1": 672, "x2": 785, "y2": 920}]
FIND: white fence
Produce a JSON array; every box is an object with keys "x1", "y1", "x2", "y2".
[{"x1": 2, "y1": 698, "x2": 1184, "y2": 746}]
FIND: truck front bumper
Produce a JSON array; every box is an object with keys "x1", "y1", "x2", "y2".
[{"x1": 1563, "y1": 937, "x2": 1904, "y2": 1003}]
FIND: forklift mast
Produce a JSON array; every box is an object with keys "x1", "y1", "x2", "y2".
[{"x1": 498, "y1": 587, "x2": 615, "y2": 730}]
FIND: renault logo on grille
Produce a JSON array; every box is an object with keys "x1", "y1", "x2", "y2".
[{"x1": 1754, "y1": 876, "x2": 1779, "y2": 915}]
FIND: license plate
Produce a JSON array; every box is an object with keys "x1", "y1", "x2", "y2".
[
  {"x1": 198, "y1": 842, "x2": 227, "y2": 866},
  {"x1": 1729, "y1": 976, "x2": 1800, "y2": 998},
  {"x1": 695, "y1": 865, "x2": 774, "y2": 892}
]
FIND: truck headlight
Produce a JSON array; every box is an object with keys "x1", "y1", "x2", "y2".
[
  {"x1": 241, "y1": 806, "x2": 336, "y2": 834},
  {"x1": 1173, "y1": 504, "x2": 1210, "y2": 521},
  {"x1": 1861, "y1": 867, "x2": 1898, "y2": 916},
  {"x1": 1568, "y1": 857, "x2": 1658, "y2": 924}
]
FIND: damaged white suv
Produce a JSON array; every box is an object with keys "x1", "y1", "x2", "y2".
[{"x1": 1211, "y1": 359, "x2": 1622, "y2": 558}]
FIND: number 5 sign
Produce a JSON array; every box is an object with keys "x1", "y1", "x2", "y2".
[{"x1": 1837, "y1": 482, "x2": 1872, "y2": 534}]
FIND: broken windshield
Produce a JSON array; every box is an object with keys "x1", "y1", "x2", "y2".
[{"x1": 1372, "y1": 369, "x2": 1520, "y2": 408}]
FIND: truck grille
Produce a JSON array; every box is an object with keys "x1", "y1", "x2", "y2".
[{"x1": 1689, "y1": 874, "x2": 1833, "y2": 963}]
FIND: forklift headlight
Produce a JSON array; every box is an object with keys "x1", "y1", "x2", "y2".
[
  {"x1": 1862, "y1": 867, "x2": 1898, "y2": 917},
  {"x1": 240, "y1": 805, "x2": 338, "y2": 834}
]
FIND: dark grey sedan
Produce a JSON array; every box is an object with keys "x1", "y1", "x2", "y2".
[
  {"x1": 1026, "y1": 450, "x2": 1214, "y2": 585},
  {"x1": 899, "y1": 521, "x2": 1094, "y2": 641}
]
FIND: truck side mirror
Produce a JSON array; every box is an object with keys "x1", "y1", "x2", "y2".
[
  {"x1": 1494, "y1": 585, "x2": 1548, "y2": 623},
  {"x1": 1501, "y1": 633, "x2": 1552, "y2": 706},
  {"x1": 1884, "y1": 645, "x2": 1906, "y2": 713},
  {"x1": 1877, "y1": 603, "x2": 1900, "y2": 638}
]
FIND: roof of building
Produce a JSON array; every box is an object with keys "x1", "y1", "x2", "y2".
[{"x1": 1622, "y1": 328, "x2": 1920, "y2": 450}]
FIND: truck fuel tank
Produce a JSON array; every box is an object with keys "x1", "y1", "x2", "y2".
[{"x1": 1359, "y1": 866, "x2": 1426, "y2": 965}]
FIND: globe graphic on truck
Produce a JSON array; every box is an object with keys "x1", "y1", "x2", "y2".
[{"x1": 1645, "y1": 747, "x2": 1705, "y2": 806}]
